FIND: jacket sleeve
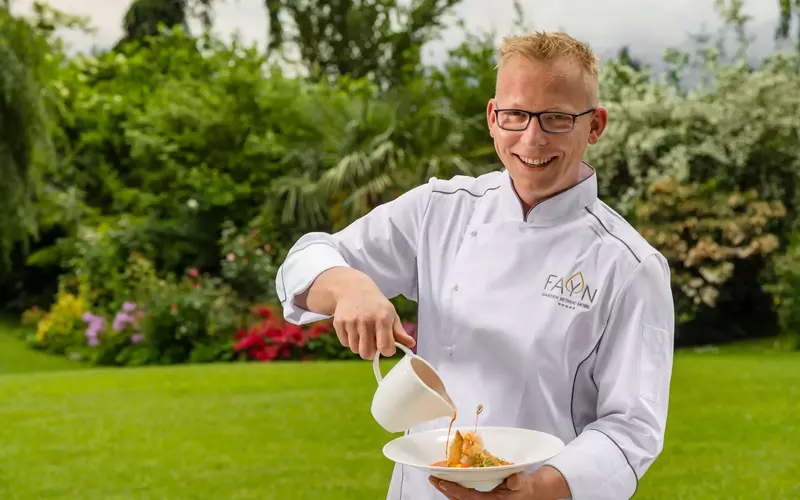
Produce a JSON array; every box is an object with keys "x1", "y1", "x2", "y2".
[
  {"x1": 275, "y1": 181, "x2": 433, "y2": 325},
  {"x1": 544, "y1": 253, "x2": 675, "y2": 500}
]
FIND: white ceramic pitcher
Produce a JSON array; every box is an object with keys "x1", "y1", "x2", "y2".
[{"x1": 371, "y1": 341, "x2": 455, "y2": 433}]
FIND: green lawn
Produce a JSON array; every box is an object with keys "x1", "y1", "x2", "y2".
[
  {"x1": 0, "y1": 318, "x2": 86, "y2": 375},
  {"x1": 1, "y1": 323, "x2": 798, "y2": 499}
]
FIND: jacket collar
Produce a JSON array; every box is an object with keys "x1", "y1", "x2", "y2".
[{"x1": 496, "y1": 161, "x2": 598, "y2": 225}]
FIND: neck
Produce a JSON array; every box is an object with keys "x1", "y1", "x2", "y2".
[{"x1": 513, "y1": 162, "x2": 593, "y2": 215}]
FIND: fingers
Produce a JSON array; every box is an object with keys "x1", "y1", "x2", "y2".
[
  {"x1": 393, "y1": 314, "x2": 416, "y2": 348},
  {"x1": 332, "y1": 316, "x2": 348, "y2": 348},
  {"x1": 358, "y1": 319, "x2": 375, "y2": 360},
  {"x1": 376, "y1": 310, "x2": 396, "y2": 357},
  {"x1": 350, "y1": 320, "x2": 363, "y2": 357},
  {"x1": 429, "y1": 477, "x2": 480, "y2": 499},
  {"x1": 502, "y1": 473, "x2": 522, "y2": 492}
]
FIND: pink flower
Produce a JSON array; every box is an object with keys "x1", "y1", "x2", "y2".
[
  {"x1": 188, "y1": 268, "x2": 199, "y2": 277},
  {"x1": 131, "y1": 333, "x2": 145, "y2": 344},
  {"x1": 113, "y1": 312, "x2": 135, "y2": 332},
  {"x1": 226, "y1": 253, "x2": 235, "y2": 261}
]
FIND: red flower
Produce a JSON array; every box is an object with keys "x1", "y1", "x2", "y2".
[
  {"x1": 253, "y1": 345, "x2": 280, "y2": 362},
  {"x1": 283, "y1": 324, "x2": 304, "y2": 345},
  {"x1": 188, "y1": 268, "x2": 200, "y2": 277},
  {"x1": 308, "y1": 323, "x2": 329, "y2": 339},
  {"x1": 253, "y1": 305, "x2": 272, "y2": 319},
  {"x1": 170, "y1": 304, "x2": 177, "y2": 312},
  {"x1": 234, "y1": 332, "x2": 265, "y2": 351},
  {"x1": 264, "y1": 327, "x2": 284, "y2": 341}
]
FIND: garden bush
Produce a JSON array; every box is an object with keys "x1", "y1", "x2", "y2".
[
  {"x1": 631, "y1": 176, "x2": 786, "y2": 344},
  {"x1": 765, "y1": 232, "x2": 800, "y2": 349}
]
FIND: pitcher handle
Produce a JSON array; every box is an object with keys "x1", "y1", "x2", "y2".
[{"x1": 373, "y1": 341, "x2": 414, "y2": 383}]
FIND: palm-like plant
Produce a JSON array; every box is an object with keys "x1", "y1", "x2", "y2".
[{"x1": 271, "y1": 88, "x2": 498, "y2": 232}]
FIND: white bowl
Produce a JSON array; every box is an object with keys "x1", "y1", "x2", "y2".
[{"x1": 382, "y1": 426, "x2": 565, "y2": 491}]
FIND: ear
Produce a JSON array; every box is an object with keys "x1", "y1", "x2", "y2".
[
  {"x1": 587, "y1": 106, "x2": 608, "y2": 145},
  {"x1": 487, "y1": 98, "x2": 497, "y2": 138}
]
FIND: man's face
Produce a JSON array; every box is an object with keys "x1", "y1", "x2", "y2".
[{"x1": 487, "y1": 55, "x2": 607, "y2": 206}]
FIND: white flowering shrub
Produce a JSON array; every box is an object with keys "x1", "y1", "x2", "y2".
[{"x1": 589, "y1": 50, "x2": 800, "y2": 345}]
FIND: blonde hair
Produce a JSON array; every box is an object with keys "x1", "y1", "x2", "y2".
[{"x1": 496, "y1": 32, "x2": 600, "y2": 105}]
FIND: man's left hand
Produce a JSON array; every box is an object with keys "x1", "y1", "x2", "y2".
[{"x1": 429, "y1": 472, "x2": 534, "y2": 499}]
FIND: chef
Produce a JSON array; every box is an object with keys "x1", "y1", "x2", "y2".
[{"x1": 275, "y1": 31, "x2": 675, "y2": 500}]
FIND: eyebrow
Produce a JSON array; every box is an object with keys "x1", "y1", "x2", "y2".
[{"x1": 498, "y1": 102, "x2": 578, "y2": 113}]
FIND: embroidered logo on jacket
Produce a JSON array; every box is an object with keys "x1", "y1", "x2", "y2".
[{"x1": 542, "y1": 272, "x2": 598, "y2": 310}]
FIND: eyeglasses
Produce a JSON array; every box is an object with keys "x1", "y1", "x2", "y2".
[{"x1": 493, "y1": 106, "x2": 596, "y2": 134}]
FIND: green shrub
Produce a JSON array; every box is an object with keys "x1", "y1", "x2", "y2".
[
  {"x1": 765, "y1": 233, "x2": 800, "y2": 349},
  {"x1": 632, "y1": 176, "x2": 786, "y2": 344}
]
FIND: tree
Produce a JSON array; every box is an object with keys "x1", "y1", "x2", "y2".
[
  {"x1": 0, "y1": 2, "x2": 54, "y2": 266},
  {"x1": 117, "y1": 0, "x2": 214, "y2": 47},
  {"x1": 777, "y1": 0, "x2": 800, "y2": 42},
  {"x1": 264, "y1": 0, "x2": 463, "y2": 88}
]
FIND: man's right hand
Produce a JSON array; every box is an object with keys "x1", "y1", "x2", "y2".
[
  {"x1": 294, "y1": 266, "x2": 416, "y2": 360},
  {"x1": 332, "y1": 284, "x2": 416, "y2": 360}
]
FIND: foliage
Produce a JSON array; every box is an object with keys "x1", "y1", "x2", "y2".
[
  {"x1": 32, "y1": 288, "x2": 87, "y2": 354},
  {"x1": 264, "y1": 0, "x2": 463, "y2": 88},
  {"x1": 632, "y1": 176, "x2": 786, "y2": 339},
  {"x1": 0, "y1": 4, "x2": 53, "y2": 265},
  {"x1": 590, "y1": 43, "x2": 800, "y2": 228},
  {"x1": 219, "y1": 217, "x2": 279, "y2": 305},
  {"x1": 765, "y1": 233, "x2": 800, "y2": 349},
  {"x1": 777, "y1": 0, "x2": 800, "y2": 42},
  {"x1": 30, "y1": 267, "x2": 248, "y2": 366},
  {"x1": 20, "y1": 304, "x2": 45, "y2": 327}
]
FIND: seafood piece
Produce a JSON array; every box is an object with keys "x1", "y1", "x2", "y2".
[{"x1": 447, "y1": 430, "x2": 464, "y2": 466}]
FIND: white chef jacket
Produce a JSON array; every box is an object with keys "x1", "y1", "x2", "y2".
[{"x1": 275, "y1": 163, "x2": 675, "y2": 500}]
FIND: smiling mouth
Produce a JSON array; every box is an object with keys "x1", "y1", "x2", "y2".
[{"x1": 514, "y1": 154, "x2": 557, "y2": 168}]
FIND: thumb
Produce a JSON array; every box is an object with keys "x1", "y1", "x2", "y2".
[
  {"x1": 504, "y1": 473, "x2": 523, "y2": 491},
  {"x1": 392, "y1": 315, "x2": 416, "y2": 348}
]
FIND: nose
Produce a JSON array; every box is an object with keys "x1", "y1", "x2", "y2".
[{"x1": 522, "y1": 117, "x2": 548, "y2": 146}]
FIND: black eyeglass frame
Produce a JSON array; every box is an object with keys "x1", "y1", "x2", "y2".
[{"x1": 493, "y1": 106, "x2": 596, "y2": 134}]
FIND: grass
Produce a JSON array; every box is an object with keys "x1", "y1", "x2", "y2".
[
  {"x1": 0, "y1": 322, "x2": 798, "y2": 499},
  {"x1": 0, "y1": 318, "x2": 86, "y2": 374}
]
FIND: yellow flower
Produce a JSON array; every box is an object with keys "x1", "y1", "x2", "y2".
[{"x1": 35, "y1": 291, "x2": 87, "y2": 344}]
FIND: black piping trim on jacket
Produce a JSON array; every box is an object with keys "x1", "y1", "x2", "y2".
[
  {"x1": 432, "y1": 185, "x2": 500, "y2": 198},
  {"x1": 584, "y1": 207, "x2": 641, "y2": 263},
  {"x1": 280, "y1": 241, "x2": 343, "y2": 305},
  {"x1": 586, "y1": 428, "x2": 640, "y2": 498},
  {"x1": 570, "y1": 337, "x2": 602, "y2": 436}
]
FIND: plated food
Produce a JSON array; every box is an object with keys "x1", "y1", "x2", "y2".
[{"x1": 430, "y1": 404, "x2": 513, "y2": 468}]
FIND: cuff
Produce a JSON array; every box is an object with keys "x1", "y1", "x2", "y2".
[
  {"x1": 544, "y1": 429, "x2": 637, "y2": 500},
  {"x1": 276, "y1": 243, "x2": 350, "y2": 324}
]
